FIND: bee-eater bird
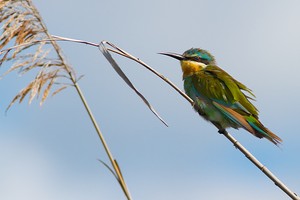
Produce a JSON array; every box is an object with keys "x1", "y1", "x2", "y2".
[{"x1": 160, "y1": 48, "x2": 282, "y2": 145}]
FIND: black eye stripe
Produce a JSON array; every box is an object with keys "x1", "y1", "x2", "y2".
[
  {"x1": 186, "y1": 56, "x2": 202, "y2": 62},
  {"x1": 187, "y1": 56, "x2": 209, "y2": 64},
  {"x1": 185, "y1": 56, "x2": 210, "y2": 64}
]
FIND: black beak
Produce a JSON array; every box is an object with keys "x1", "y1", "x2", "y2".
[{"x1": 158, "y1": 52, "x2": 185, "y2": 61}]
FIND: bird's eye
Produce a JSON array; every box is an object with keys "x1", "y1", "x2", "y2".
[
  {"x1": 200, "y1": 58, "x2": 210, "y2": 64},
  {"x1": 190, "y1": 56, "x2": 202, "y2": 62},
  {"x1": 189, "y1": 56, "x2": 210, "y2": 64}
]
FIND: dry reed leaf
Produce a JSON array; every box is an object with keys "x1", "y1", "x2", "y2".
[
  {"x1": 40, "y1": 75, "x2": 56, "y2": 105},
  {"x1": 36, "y1": 71, "x2": 46, "y2": 96},
  {"x1": 29, "y1": 76, "x2": 42, "y2": 104},
  {"x1": 1, "y1": 59, "x2": 32, "y2": 78},
  {"x1": 51, "y1": 85, "x2": 67, "y2": 97},
  {"x1": 99, "y1": 42, "x2": 168, "y2": 127},
  {"x1": 6, "y1": 81, "x2": 34, "y2": 112},
  {"x1": 19, "y1": 82, "x2": 34, "y2": 104},
  {"x1": 0, "y1": 49, "x2": 9, "y2": 66}
]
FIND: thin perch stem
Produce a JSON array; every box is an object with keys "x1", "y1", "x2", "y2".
[{"x1": 219, "y1": 129, "x2": 299, "y2": 200}]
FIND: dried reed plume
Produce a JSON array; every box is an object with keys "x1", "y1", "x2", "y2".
[{"x1": 0, "y1": 0, "x2": 73, "y2": 109}]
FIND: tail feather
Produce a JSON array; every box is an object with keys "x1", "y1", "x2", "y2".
[{"x1": 246, "y1": 116, "x2": 282, "y2": 145}]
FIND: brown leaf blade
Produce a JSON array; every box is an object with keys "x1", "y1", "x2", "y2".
[
  {"x1": 99, "y1": 41, "x2": 168, "y2": 127},
  {"x1": 51, "y1": 85, "x2": 67, "y2": 97}
]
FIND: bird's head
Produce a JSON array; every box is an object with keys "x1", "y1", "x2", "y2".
[
  {"x1": 182, "y1": 48, "x2": 216, "y2": 65},
  {"x1": 160, "y1": 48, "x2": 216, "y2": 77}
]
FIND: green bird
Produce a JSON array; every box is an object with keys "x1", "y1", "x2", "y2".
[{"x1": 160, "y1": 48, "x2": 282, "y2": 145}]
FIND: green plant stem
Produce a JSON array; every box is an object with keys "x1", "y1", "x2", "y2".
[
  {"x1": 27, "y1": 1, "x2": 132, "y2": 199},
  {"x1": 73, "y1": 83, "x2": 132, "y2": 200}
]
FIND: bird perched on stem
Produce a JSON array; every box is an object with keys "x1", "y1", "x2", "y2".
[{"x1": 160, "y1": 48, "x2": 282, "y2": 145}]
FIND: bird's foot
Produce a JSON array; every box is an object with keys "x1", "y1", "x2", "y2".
[
  {"x1": 211, "y1": 122, "x2": 226, "y2": 134},
  {"x1": 218, "y1": 129, "x2": 226, "y2": 135}
]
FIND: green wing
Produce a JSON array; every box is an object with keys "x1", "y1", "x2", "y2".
[
  {"x1": 188, "y1": 65, "x2": 282, "y2": 145},
  {"x1": 191, "y1": 65, "x2": 258, "y2": 117}
]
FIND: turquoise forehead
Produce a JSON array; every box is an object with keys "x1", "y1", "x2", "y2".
[{"x1": 183, "y1": 48, "x2": 212, "y2": 61}]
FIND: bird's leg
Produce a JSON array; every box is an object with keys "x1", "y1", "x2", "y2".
[
  {"x1": 218, "y1": 129, "x2": 227, "y2": 135},
  {"x1": 211, "y1": 121, "x2": 226, "y2": 134}
]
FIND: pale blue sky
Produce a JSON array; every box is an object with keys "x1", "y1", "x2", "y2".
[{"x1": 1, "y1": 0, "x2": 300, "y2": 200}]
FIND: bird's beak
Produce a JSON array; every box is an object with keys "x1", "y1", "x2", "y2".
[{"x1": 158, "y1": 52, "x2": 185, "y2": 61}]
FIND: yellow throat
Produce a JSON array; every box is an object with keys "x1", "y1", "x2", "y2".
[{"x1": 180, "y1": 60, "x2": 207, "y2": 78}]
